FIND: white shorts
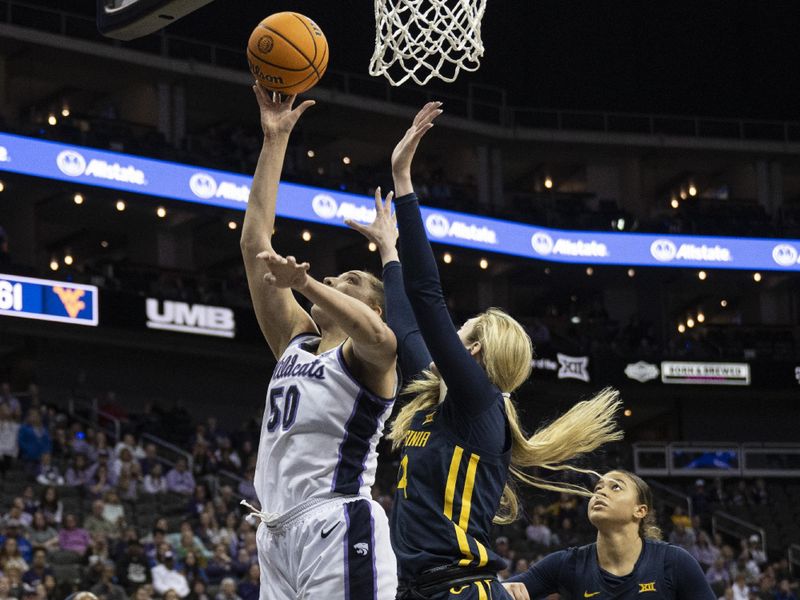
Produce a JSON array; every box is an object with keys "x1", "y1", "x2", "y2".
[{"x1": 256, "y1": 496, "x2": 398, "y2": 600}]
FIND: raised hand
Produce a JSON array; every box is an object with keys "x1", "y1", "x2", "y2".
[
  {"x1": 345, "y1": 187, "x2": 398, "y2": 262},
  {"x1": 252, "y1": 83, "x2": 315, "y2": 140},
  {"x1": 391, "y1": 101, "x2": 443, "y2": 177},
  {"x1": 256, "y1": 250, "x2": 310, "y2": 290}
]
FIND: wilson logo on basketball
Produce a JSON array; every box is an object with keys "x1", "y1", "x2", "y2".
[{"x1": 258, "y1": 35, "x2": 274, "y2": 53}]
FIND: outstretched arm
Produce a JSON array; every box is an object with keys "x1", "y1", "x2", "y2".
[
  {"x1": 391, "y1": 103, "x2": 496, "y2": 414},
  {"x1": 240, "y1": 86, "x2": 317, "y2": 359},
  {"x1": 346, "y1": 189, "x2": 431, "y2": 385}
]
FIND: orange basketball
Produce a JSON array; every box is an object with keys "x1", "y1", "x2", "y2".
[{"x1": 247, "y1": 12, "x2": 328, "y2": 96}]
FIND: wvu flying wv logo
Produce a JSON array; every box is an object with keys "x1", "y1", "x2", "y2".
[
  {"x1": 638, "y1": 582, "x2": 657, "y2": 593},
  {"x1": 53, "y1": 287, "x2": 86, "y2": 318}
]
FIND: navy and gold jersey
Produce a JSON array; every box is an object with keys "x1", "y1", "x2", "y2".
[
  {"x1": 389, "y1": 403, "x2": 510, "y2": 581},
  {"x1": 509, "y1": 540, "x2": 716, "y2": 599}
]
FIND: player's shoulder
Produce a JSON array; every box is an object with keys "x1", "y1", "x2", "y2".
[{"x1": 648, "y1": 539, "x2": 695, "y2": 563}]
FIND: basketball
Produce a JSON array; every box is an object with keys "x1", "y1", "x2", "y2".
[{"x1": 247, "y1": 12, "x2": 328, "y2": 96}]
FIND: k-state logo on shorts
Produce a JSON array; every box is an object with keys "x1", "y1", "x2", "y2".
[
  {"x1": 531, "y1": 232, "x2": 554, "y2": 256},
  {"x1": 353, "y1": 543, "x2": 369, "y2": 556},
  {"x1": 650, "y1": 239, "x2": 677, "y2": 262},
  {"x1": 56, "y1": 150, "x2": 87, "y2": 177},
  {"x1": 425, "y1": 214, "x2": 450, "y2": 238},
  {"x1": 189, "y1": 173, "x2": 217, "y2": 199},
  {"x1": 772, "y1": 244, "x2": 798, "y2": 267},
  {"x1": 312, "y1": 194, "x2": 338, "y2": 219}
]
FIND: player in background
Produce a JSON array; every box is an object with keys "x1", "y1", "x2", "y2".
[
  {"x1": 240, "y1": 85, "x2": 399, "y2": 600},
  {"x1": 356, "y1": 101, "x2": 624, "y2": 600},
  {"x1": 503, "y1": 470, "x2": 716, "y2": 600}
]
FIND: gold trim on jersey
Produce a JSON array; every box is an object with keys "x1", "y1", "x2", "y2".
[{"x1": 442, "y1": 446, "x2": 489, "y2": 568}]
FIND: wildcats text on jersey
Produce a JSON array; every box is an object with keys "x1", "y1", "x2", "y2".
[{"x1": 272, "y1": 353, "x2": 326, "y2": 381}]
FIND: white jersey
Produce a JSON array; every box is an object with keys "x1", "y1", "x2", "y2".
[{"x1": 254, "y1": 334, "x2": 396, "y2": 516}]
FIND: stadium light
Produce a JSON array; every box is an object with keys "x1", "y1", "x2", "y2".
[
  {"x1": 544, "y1": 268, "x2": 551, "y2": 275},
  {"x1": 307, "y1": 150, "x2": 315, "y2": 158},
  {"x1": 342, "y1": 156, "x2": 351, "y2": 165},
  {"x1": 0, "y1": 181, "x2": 4, "y2": 193},
  {"x1": 100, "y1": 241, "x2": 109, "y2": 248},
  {"x1": 585, "y1": 267, "x2": 594, "y2": 276},
  {"x1": 301, "y1": 230, "x2": 312, "y2": 242},
  {"x1": 697, "y1": 312, "x2": 705, "y2": 323},
  {"x1": 49, "y1": 258, "x2": 59, "y2": 271},
  {"x1": 156, "y1": 206, "x2": 167, "y2": 218},
  {"x1": 443, "y1": 253, "x2": 452, "y2": 264},
  {"x1": 368, "y1": 242, "x2": 377, "y2": 252},
  {"x1": 64, "y1": 253, "x2": 74, "y2": 266},
  {"x1": 61, "y1": 107, "x2": 70, "y2": 117},
  {"x1": 688, "y1": 184, "x2": 697, "y2": 197},
  {"x1": 698, "y1": 270, "x2": 707, "y2": 281},
  {"x1": 678, "y1": 323, "x2": 686, "y2": 333},
  {"x1": 73, "y1": 193, "x2": 84, "y2": 205},
  {"x1": 753, "y1": 272, "x2": 762, "y2": 282},
  {"x1": 543, "y1": 176, "x2": 553, "y2": 189},
  {"x1": 680, "y1": 189, "x2": 687, "y2": 200},
  {"x1": 670, "y1": 198, "x2": 679, "y2": 209},
  {"x1": 623, "y1": 409, "x2": 633, "y2": 417},
  {"x1": 115, "y1": 200, "x2": 126, "y2": 211},
  {"x1": 687, "y1": 318, "x2": 695, "y2": 328},
  {"x1": 47, "y1": 114, "x2": 57, "y2": 126},
  {"x1": 627, "y1": 268, "x2": 635, "y2": 278},
  {"x1": 720, "y1": 299, "x2": 728, "y2": 307},
  {"x1": 227, "y1": 221, "x2": 237, "y2": 230},
  {"x1": 479, "y1": 258, "x2": 489, "y2": 270}
]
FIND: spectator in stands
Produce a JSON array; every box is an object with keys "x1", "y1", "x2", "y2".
[
  {"x1": 669, "y1": 521, "x2": 696, "y2": 550},
  {"x1": 86, "y1": 463, "x2": 113, "y2": 499},
  {"x1": 151, "y1": 551, "x2": 190, "y2": 598},
  {"x1": 0, "y1": 384, "x2": 21, "y2": 420},
  {"x1": 206, "y1": 544, "x2": 235, "y2": 585},
  {"x1": 215, "y1": 577, "x2": 242, "y2": 600},
  {"x1": 731, "y1": 481, "x2": 751, "y2": 506},
  {"x1": 3, "y1": 566, "x2": 23, "y2": 599},
  {"x1": 190, "y1": 441, "x2": 218, "y2": 483},
  {"x1": 59, "y1": 513, "x2": 92, "y2": 556},
  {"x1": 237, "y1": 468, "x2": 256, "y2": 502},
  {"x1": 746, "y1": 534, "x2": 767, "y2": 566},
  {"x1": 133, "y1": 587, "x2": 155, "y2": 600},
  {"x1": 215, "y1": 438, "x2": 240, "y2": 473},
  {"x1": 709, "y1": 478, "x2": 728, "y2": 508},
  {"x1": 102, "y1": 491, "x2": 125, "y2": 529},
  {"x1": 731, "y1": 553, "x2": 760, "y2": 584},
  {"x1": 22, "y1": 548, "x2": 53, "y2": 587},
  {"x1": 751, "y1": 479, "x2": 768, "y2": 506},
  {"x1": 114, "y1": 433, "x2": 146, "y2": 460},
  {"x1": 775, "y1": 579, "x2": 798, "y2": 600},
  {"x1": 169, "y1": 521, "x2": 212, "y2": 562},
  {"x1": 89, "y1": 562, "x2": 127, "y2": 600},
  {"x1": 180, "y1": 551, "x2": 208, "y2": 591},
  {"x1": 117, "y1": 539, "x2": 150, "y2": 593},
  {"x1": 27, "y1": 512, "x2": 59, "y2": 551},
  {"x1": 187, "y1": 484, "x2": 209, "y2": 518},
  {"x1": 0, "y1": 537, "x2": 28, "y2": 573},
  {"x1": 17, "y1": 409, "x2": 51, "y2": 467},
  {"x1": 115, "y1": 465, "x2": 140, "y2": 501},
  {"x1": 84, "y1": 500, "x2": 118, "y2": 540},
  {"x1": 732, "y1": 573, "x2": 750, "y2": 600},
  {"x1": 93, "y1": 432, "x2": 113, "y2": 464},
  {"x1": 188, "y1": 580, "x2": 211, "y2": 600},
  {"x1": 706, "y1": 557, "x2": 731, "y2": 588},
  {"x1": 36, "y1": 454, "x2": 64, "y2": 487},
  {"x1": 195, "y1": 512, "x2": 221, "y2": 549},
  {"x1": 144, "y1": 463, "x2": 168, "y2": 495},
  {"x1": 65, "y1": 454, "x2": 94, "y2": 488},
  {"x1": 3, "y1": 499, "x2": 32, "y2": 529},
  {"x1": 0, "y1": 404, "x2": 19, "y2": 479},
  {"x1": 38, "y1": 487, "x2": 63, "y2": 526},
  {"x1": 140, "y1": 443, "x2": 161, "y2": 475},
  {"x1": 166, "y1": 458, "x2": 196, "y2": 495},
  {"x1": 111, "y1": 447, "x2": 137, "y2": 480},
  {"x1": 692, "y1": 531, "x2": 721, "y2": 569},
  {"x1": 87, "y1": 533, "x2": 113, "y2": 573},
  {"x1": 692, "y1": 479, "x2": 711, "y2": 517},
  {"x1": 236, "y1": 564, "x2": 259, "y2": 600},
  {"x1": 0, "y1": 520, "x2": 32, "y2": 562}
]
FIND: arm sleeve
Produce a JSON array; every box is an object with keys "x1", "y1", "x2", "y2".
[
  {"x1": 669, "y1": 546, "x2": 717, "y2": 600},
  {"x1": 394, "y1": 193, "x2": 497, "y2": 415},
  {"x1": 382, "y1": 260, "x2": 432, "y2": 386},
  {"x1": 507, "y1": 551, "x2": 565, "y2": 597}
]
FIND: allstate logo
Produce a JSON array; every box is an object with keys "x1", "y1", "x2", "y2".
[
  {"x1": 56, "y1": 150, "x2": 87, "y2": 177},
  {"x1": 311, "y1": 194, "x2": 338, "y2": 219},
  {"x1": 425, "y1": 214, "x2": 450, "y2": 238},
  {"x1": 189, "y1": 173, "x2": 217, "y2": 199},
  {"x1": 772, "y1": 244, "x2": 798, "y2": 267},
  {"x1": 530, "y1": 232, "x2": 554, "y2": 255},
  {"x1": 650, "y1": 239, "x2": 677, "y2": 262}
]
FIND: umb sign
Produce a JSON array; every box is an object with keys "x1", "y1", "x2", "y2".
[
  {"x1": 145, "y1": 299, "x2": 235, "y2": 338},
  {"x1": 661, "y1": 362, "x2": 751, "y2": 386}
]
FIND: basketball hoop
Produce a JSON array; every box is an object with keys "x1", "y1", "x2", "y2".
[{"x1": 369, "y1": 0, "x2": 487, "y2": 86}]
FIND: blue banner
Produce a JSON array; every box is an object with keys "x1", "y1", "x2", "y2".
[
  {"x1": 1, "y1": 131, "x2": 799, "y2": 271},
  {"x1": 0, "y1": 273, "x2": 99, "y2": 326}
]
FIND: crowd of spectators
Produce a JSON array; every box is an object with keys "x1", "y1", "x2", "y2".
[{"x1": 0, "y1": 381, "x2": 798, "y2": 599}]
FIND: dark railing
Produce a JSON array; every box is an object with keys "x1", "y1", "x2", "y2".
[{"x1": 3, "y1": 0, "x2": 800, "y2": 142}]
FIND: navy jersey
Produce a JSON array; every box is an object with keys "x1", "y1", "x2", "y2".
[
  {"x1": 389, "y1": 401, "x2": 510, "y2": 580},
  {"x1": 508, "y1": 540, "x2": 716, "y2": 599},
  {"x1": 387, "y1": 193, "x2": 514, "y2": 582}
]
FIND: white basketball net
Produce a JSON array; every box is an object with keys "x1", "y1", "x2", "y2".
[{"x1": 369, "y1": 0, "x2": 487, "y2": 86}]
